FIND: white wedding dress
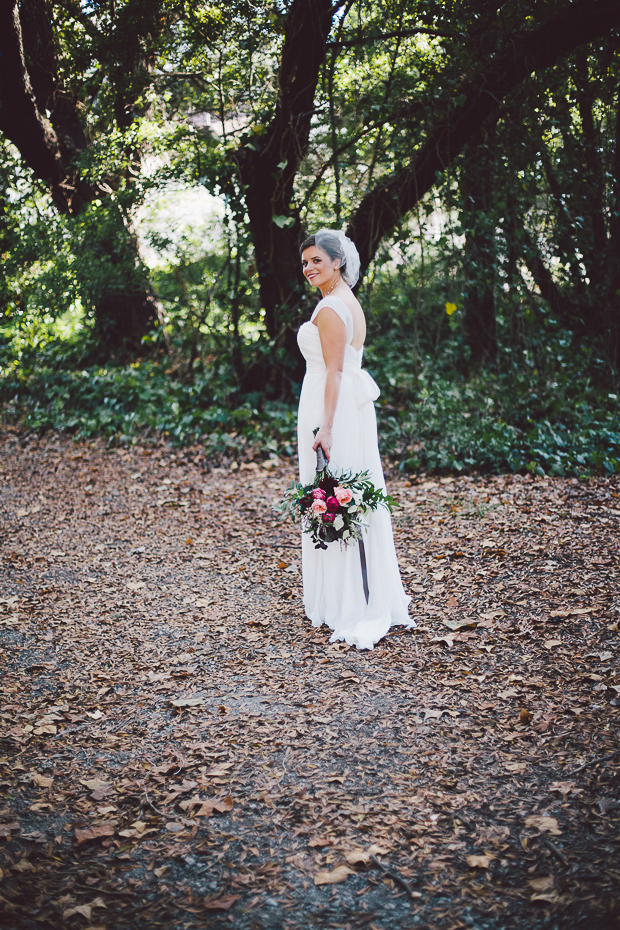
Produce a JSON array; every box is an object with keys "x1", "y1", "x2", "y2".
[{"x1": 297, "y1": 295, "x2": 414, "y2": 650}]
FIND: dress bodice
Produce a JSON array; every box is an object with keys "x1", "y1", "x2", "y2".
[{"x1": 297, "y1": 295, "x2": 379, "y2": 407}]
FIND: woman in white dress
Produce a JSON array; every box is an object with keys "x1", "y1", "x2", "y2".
[{"x1": 297, "y1": 229, "x2": 414, "y2": 650}]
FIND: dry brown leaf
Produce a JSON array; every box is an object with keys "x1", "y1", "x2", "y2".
[
  {"x1": 204, "y1": 763, "x2": 233, "y2": 776},
  {"x1": 504, "y1": 762, "x2": 526, "y2": 774},
  {"x1": 314, "y1": 866, "x2": 355, "y2": 885},
  {"x1": 194, "y1": 796, "x2": 234, "y2": 817},
  {"x1": 524, "y1": 815, "x2": 561, "y2": 836},
  {"x1": 170, "y1": 697, "x2": 205, "y2": 708},
  {"x1": 344, "y1": 844, "x2": 390, "y2": 866},
  {"x1": 549, "y1": 781, "x2": 578, "y2": 796},
  {"x1": 466, "y1": 854, "x2": 495, "y2": 869},
  {"x1": 13, "y1": 860, "x2": 37, "y2": 873},
  {"x1": 203, "y1": 894, "x2": 240, "y2": 911},
  {"x1": 528, "y1": 876, "x2": 555, "y2": 892},
  {"x1": 80, "y1": 778, "x2": 111, "y2": 792},
  {"x1": 63, "y1": 905, "x2": 92, "y2": 921},
  {"x1": 531, "y1": 891, "x2": 560, "y2": 904},
  {"x1": 549, "y1": 607, "x2": 594, "y2": 617},
  {"x1": 32, "y1": 773, "x2": 53, "y2": 788},
  {"x1": 442, "y1": 619, "x2": 478, "y2": 631},
  {"x1": 74, "y1": 824, "x2": 115, "y2": 845},
  {"x1": 214, "y1": 795, "x2": 233, "y2": 813}
]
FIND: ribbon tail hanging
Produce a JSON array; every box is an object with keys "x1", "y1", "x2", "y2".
[{"x1": 359, "y1": 537, "x2": 369, "y2": 604}]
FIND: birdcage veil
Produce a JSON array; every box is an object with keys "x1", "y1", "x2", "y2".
[{"x1": 313, "y1": 229, "x2": 361, "y2": 288}]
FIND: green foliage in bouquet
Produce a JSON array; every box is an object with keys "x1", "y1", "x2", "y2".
[{"x1": 277, "y1": 466, "x2": 395, "y2": 550}]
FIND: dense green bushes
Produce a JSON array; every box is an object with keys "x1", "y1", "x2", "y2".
[{"x1": 2, "y1": 327, "x2": 618, "y2": 477}]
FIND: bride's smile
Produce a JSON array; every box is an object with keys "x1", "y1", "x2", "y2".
[{"x1": 301, "y1": 247, "x2": 342, "y2": 296}]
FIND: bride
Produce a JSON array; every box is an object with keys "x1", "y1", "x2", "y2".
[{"x1": 297, "y1": 228, "x2": 414, "y2": 650}]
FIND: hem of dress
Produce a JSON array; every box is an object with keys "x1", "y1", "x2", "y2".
[{"x1": 306, "y1": 606, "x2": 416, "y2": 651}]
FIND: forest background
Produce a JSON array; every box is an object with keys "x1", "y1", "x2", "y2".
[{"x1": 2, "y1": 0, "x2": 620, "y2": 477}]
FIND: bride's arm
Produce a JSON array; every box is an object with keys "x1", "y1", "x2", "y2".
[{"x1": 312, "y1": 308, "x2": 346, "y2": 462}]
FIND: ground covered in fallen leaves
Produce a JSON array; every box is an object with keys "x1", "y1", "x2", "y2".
[{"x1": 1, "y1": 429, "x2": 619, "y2": 930}]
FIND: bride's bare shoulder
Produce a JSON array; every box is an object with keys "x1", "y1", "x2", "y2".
[{"x1": 340, "y1": 291, "x2": 364, "y2": 317}]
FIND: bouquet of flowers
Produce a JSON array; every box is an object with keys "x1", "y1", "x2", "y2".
[{"x1": 277, "y1": 454, "x2": 395, "y2": 550}]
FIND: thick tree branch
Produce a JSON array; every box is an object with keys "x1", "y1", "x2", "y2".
[
  {"x1": 20, "y1": 0, "x2": 89, "y2": 165},
  {"x1": 19, "y1": 0, "x2": 56, "y2": 113},
  {"x1": 520, "y1": 225, "x2": 568, "y2": 324},
  {"x1": 0, "y1": 0, "x2": 71, "y2": 210},
  {"x1": 236, "y1": 0, "x2": 335, "y2": 344},
  {"x1": 347, "y1": 0, "x2": 620, "y2": 278}
]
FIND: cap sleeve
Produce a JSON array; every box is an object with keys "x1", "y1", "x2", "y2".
[{"x1": 310, "y1": 296, "x2": 354, "y2": 344}]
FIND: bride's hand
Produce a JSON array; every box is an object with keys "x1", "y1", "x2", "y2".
[{"x1": 312, "y1": 427, "x2": 333, "y2": 462}]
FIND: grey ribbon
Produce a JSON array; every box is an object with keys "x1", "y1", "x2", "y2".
[
  {"x1": 315, "y1": 443, "x2": 369, "y2": 604},
  {"x1": 359, "y1": 537, "x2": 370, "y2": 604}
]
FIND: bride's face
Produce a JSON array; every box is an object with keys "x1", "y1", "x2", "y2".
[{"x1": 301, "y1": 246, "x2": 340, "y2": 288}]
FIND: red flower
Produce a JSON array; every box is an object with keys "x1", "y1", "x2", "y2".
[
  {"x1": 312, "y1": 488, "x2": 326, "y2": 500},
  {"x1": 322, "y1": 512, "x2": 335, "y2": 523},
  {"x1": 326, "y1": 496, "x2": 339, "y2": 512}
]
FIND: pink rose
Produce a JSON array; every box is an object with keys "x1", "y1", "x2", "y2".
[
  {"x1": 326, "y1": 496, "x2": 339, "y2": 513},
  {"x1": 322, "y1": 512, "x2": 335, "y2": 523},
  {"x1": 311, "y1": 499, "x2": 327, "y2": 514},
  {"x1": 334, "y1": 486, "x2": 353, "y2": 505},
  {"x1": 312, "y1": 488, "x2": 326, "y2": 500}
]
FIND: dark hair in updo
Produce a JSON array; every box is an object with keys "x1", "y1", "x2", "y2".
[{"x1": 299, "y1": 231, "x2": 346, "y2": 274}]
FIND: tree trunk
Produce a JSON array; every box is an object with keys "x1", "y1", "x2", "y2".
[
  {"x1": 460, "y1": 125, "x2": 498, "y2": 367},
  {"x1": 91, "y1": 219, "x2": 158, "y2": 354},
  {"x1": 235, "y1": 0, "x2": 334, "y2": 391},
  {"x1": 0, "y1": 0, "x2": 161, "y2": 354},
  {"x1": 606, "y1": 85, "x2": 620, "y2": 367},
  {"x1": 230, "y1": 247, "x2": 244, "y2": 384},
  {"x1": 95, "y1": 292, "x2": 157, "y2": 354},
  {"x1": 574, "y1": 47, "x2": 607, "y2": 319}
]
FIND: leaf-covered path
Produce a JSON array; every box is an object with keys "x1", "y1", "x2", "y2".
[{"x1": 1, "y1": 431, "x2": 619, "y2": 930}]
